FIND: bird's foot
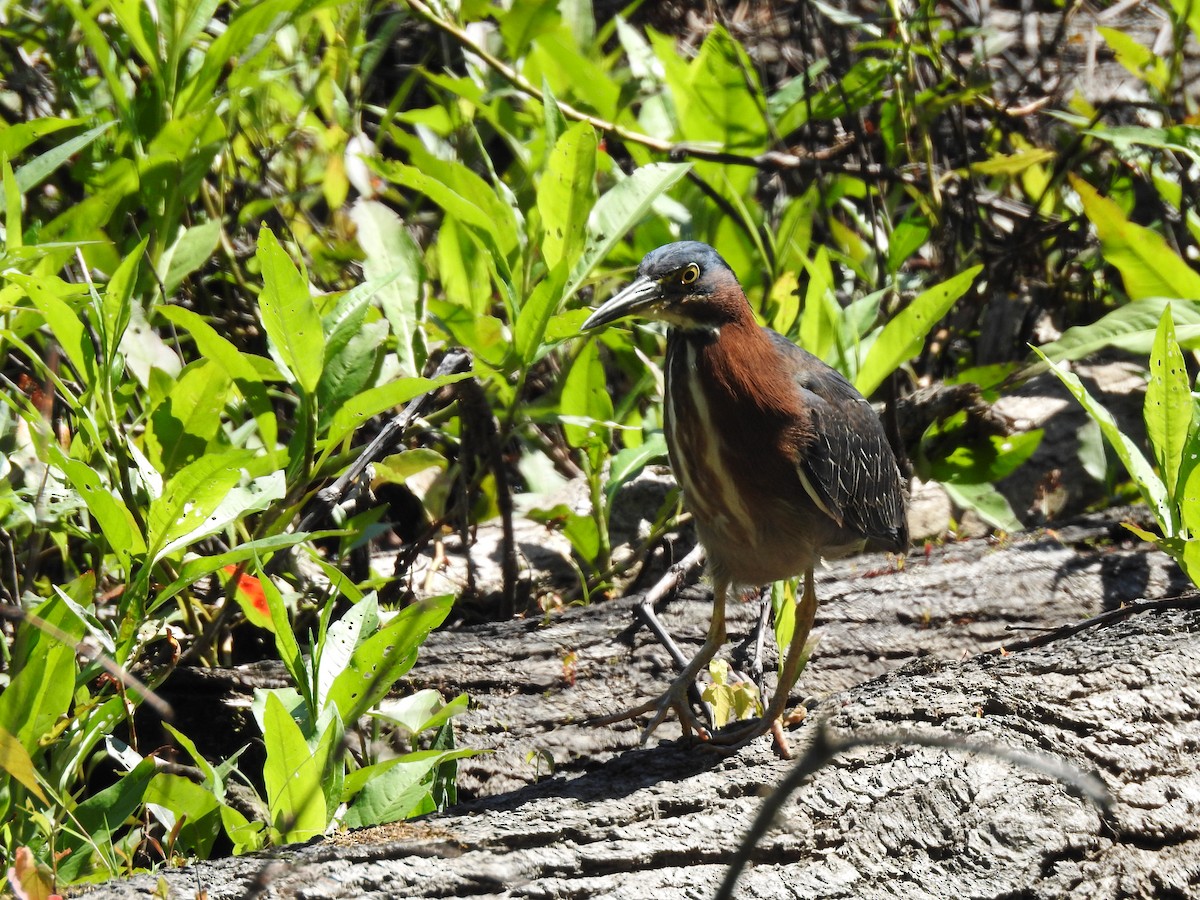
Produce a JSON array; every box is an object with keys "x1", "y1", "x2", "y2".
[
  {"x1": 703, "y1": 706, "x2": 808, "y2": 758},
  {"x1": 589, "y1": 675, "x2": 713, "y2": 743}
]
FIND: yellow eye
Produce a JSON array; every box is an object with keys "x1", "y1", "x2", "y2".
[{"x1": 680, "y1": 263, "x2": 700, "y2": 285}]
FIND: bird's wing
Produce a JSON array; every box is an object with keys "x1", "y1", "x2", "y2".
[{"x1": 783, "y1": 348, "x2": 908, "y2": 549}]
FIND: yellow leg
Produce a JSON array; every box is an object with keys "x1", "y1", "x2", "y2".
[
  {"x1": 764, "y1": 567, "x2": 817, "y2": 724},
  {"x1": 707, "y1": 568, "x2": 818, "y2": 758},
  {"x1": 592, "y1": 578, "x2": 728, "y2": 742}
]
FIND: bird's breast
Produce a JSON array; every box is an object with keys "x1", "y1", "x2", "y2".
[{"x1": 664, "y1": 331, "x2": 828, "y2": 584}]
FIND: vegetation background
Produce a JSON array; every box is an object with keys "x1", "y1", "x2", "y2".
[{"x1": 0, "y1": 0, "x2": 1198, "y2": 891}]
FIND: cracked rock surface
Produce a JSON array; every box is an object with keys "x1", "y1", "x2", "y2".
[{"x1": 88, "y1": 511, "x2": 1200, "y2": 899}]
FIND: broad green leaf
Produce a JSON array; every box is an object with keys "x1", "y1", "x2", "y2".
[
  {"x1": 152, "y1": 532, "x2": 314, "y2": 608},
  {"x1": 1033, "y1": 297, "x2": 1200, "y2": 368},
  {"x1": 0, "y1": 594, "x2": 81, "y2": 752},
  {"x1": 145, "y1": 360, "x2": 233, "y2": 475},
  {"x1": 157, "y1": 470, "x2": 285, "y2": 562},
  {"x1": 377, "y1": 158, "x2": 516, "y2": 289},
  {"x1": 656, "y1": 26, "x2": 766, "y2": 197},
  {"x1": 325, "y1": 596, "x2": 453, "y2": 726},
  {"x1": 942, "y1": 481, "x2": 1023, "y2": 533},
  {"x1": 341, "y1": 749, "x2": 476, "y2": 828},
  {"x1": 262, "y1": 692, "x2": 327, "y2": 843},
  {"x1": 321, "y1": 372, "x2": 472, "y2": 455},
  {"x1": 317, "y1": 318, "x2": 388, "y2": 429},
  {"x1": 928, "y1": 429, "x2": 1043, "y2": 485},
  {"x1": 145, "y1": 772, "x2": 222, "y2": 858},
  {"x1": 1084, "y1": 125, "x2": 1200, "y2": 165},
  {"x1": 0, "y1": 725, "x2": 47, "y2": 802},
  {"x1": 373, "y1": 691, "x2": 469, "y2": 738},
  {"x1": 1035, "y1": 348, "x2": 1173, "y2": 534},
  {"x1": 1097, "y1": 27, "x2": 1168, "y2": 93},
  {"x1": 538, "y1": 122, "x2": 597, "y2": 271},
  {"x1": 605, "y1": 431, "x2": 668, "y2": 502},
  {"x1": 968, "y1": 149, "x2": 1056, "y2": 176},
  {"x1": 2, "y1": 156, "x2": 20, "y2": 251},
  {"x1": 856, "y1": 266, "x2": 982, "y2": 397},
  {"x1": 565, "y1": 162, "x2": 692, "y2": 300},
  {"x1": 50, "y1": 448, "x2": 146, "y2": 566},
  {"x1": 1071, "y1": 176, "x2": 1200, "y2": 301},
  {"x1": 257, "y1": 227, "x2": 324, "y2": 395},
  {"x1": 156, "y1": 304, "x2": 280, "y2": 454},
  {"x1": 1147, "y1": 308, "x2": 1193, "y2": 503},
  {"x1": 350, "y1": 199, "x2": 423, "y2": 377},
  {"x1": 799, "y1": 246, "x2": 838, "y2": 363},
  {"x1": 7, "y1": 272, "x2": 95, "y2": 386},
  {"x1": 515, "y1": 262, "x2": 567, "y2": 366},
  {"x1": 498, "y1": 0, "x2": 560, "y2": 57},
  {"x1": 13, "y1": 121, "x2": 116, "y2": 193},
  {"x1": 317, "y1": 594, "x2": 381, "y2": 715},
  {"x1": 57, "y1": 760, "x2": 156, "y2": 881},
  {"x1": 560, "y1": 339, "x2": 613, "y2": 448},
  {"x1": 0, "y1": 117, "x2": 85, "y2": 160},
  {"x1": 256, "y1": 569, "x2": 310, "y2": 708},
  {"x1": 101, "y1": 237, "x2": 145, "y2": 370},
  {"x1": 146, "y1": 448, "x2": 255, "y2": 559},
  {"x1": 160, "y1": 220, "x2": 221, "y2": 297},
  {"x1": 108, "y1": 0, "x2": 158, "y2": 77},
  {"x1": 173, "y1": 0, "x2": 298, "y2": 115}
]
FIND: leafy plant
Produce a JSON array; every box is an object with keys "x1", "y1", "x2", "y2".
[{"x1": 1038, "y1": 308, "x2": 1200, "y2": 584}]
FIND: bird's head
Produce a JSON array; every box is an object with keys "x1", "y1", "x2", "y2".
[{"x1": 582, "y1": 241, "x2": 746, "y2": 334}]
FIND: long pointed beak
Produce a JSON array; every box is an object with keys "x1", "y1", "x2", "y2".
[{"x1": 581, "y1": 275, "x2": 662, "y2": 331}]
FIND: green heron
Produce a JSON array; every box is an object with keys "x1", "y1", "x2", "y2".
[{"x1": 583, "y1": 241, "x2": 908, "y2": 753}]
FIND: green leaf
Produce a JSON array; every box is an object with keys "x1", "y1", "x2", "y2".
[
  {"x1": 341, "y1": 749, "x2": 476, "y2": 828},
  {"x1": 324, "y1": 596, "x2": 453, "y2": 726},
  {"x1": 13, "y1": 121, "x2": 116, "y2": 193},
  {"x1": 941, "y1": 480, "x2": 1023, "y2": 533},
  {"x1": 605, "y1": 432, "x2": 668, "y2": 501},
  {"x1": 156, "y1": 304, "x2": 280, "y2": 455},
  {"x1": 317, "y1": 319, "x2": 388, "y2": 429},
  {"x1": 373, "y1": 691, "x2": 468, "y2": 738},
  {"x1": 799, "y1": 246, "x2": 838, "y2": 363},
  {"x1": 317, "y1": 594, "x2": 381, "y2": 714},
  {"x1": 560, "y1": 339, "x2": 613, "y2": 448},
  {"x1": 538, "y1": 122, "x2": 597, "y2": 271},
  {"x1": 145, "y1": 772, "x2": 222, "y2": 858},
  {"x1": 145, "y1": 360, "x2": 233, "y2": 475},
  {"x1": 515, "y1": 262, "x2": 567, "y2": 366},
  {"x1": 257, "y1": 227, "x2": 324, "y2": 395},
  {"x1": 968, "y1": 149, "x2": 1056, "y2": 176},
  {"x1": 1071, "y1": 175, "x2": 1200, "y2": 301},
  {"x1": 7, "y1": 272, "x2": 95, "y2": 387},
  {"x1": 564, "y1": 162, "x2": 693, "y2": 300},
  {"x1": 1097, "y1": 27, "x2": 1168, "y2": 93},
  {"x1": 1035, "y1": 347, "x2": 1174, "y2": 534},
  {"x1": 146, "y1": 448, "x2": 255, "y2": 559},
  {"x1": 50, "y1": 448, "x2": 146, "y2": 567},
  {"x1": 3, "y1": 156, "x2": 21, "y2": 251},
  {"x1": 321, "y1": 372, "x2": 472, "y2": 456},
  {"x1": 1146, "y1": 308, "x2": 1194, "y2": 504},
  {"x1": 152, "y1": 532, "x2": 314, "y2": 608},
  {"x1": 101, "y1": 237, "x2": 145, "y2": 370},
  {"x1": 1033, "y1": 298, "x2": 1200, "y2": 368},
  {"x1": 0, "y1": 725, "x2": 47, "y2": 802},
  {"x1": 0, "y1": 593, "x2": 82, "y2": 752},
  {"x1": 57, "y1": 758, "x2": 156, "y2": 882},
  {"x1": 350, "y1": 199, "x2": 424, "y2": 377},
  {"x1": 856, "y1": 265, "x2": 982, "y2": 397},
  {"x1": 160, "y1": 220, "x2": 222, "y2": 297},
  {"x1": 262, "y1": 692, "x2": 328, "y2": 843},
  {"x1": 256, "y1": 569, "x2": 311, "y2": 709}
]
